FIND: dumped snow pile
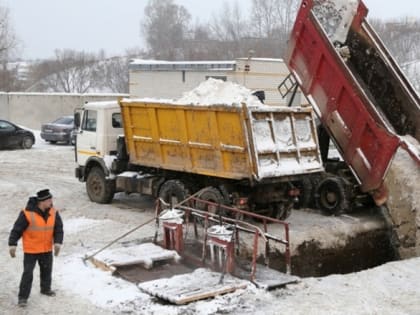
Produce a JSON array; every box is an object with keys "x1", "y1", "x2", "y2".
[
  {"x1": 384, "y1": 136, "x2": 420, "y2": 258},
  {"x1": 176, "y1": 78, "x2": 264, "y2": 107}
]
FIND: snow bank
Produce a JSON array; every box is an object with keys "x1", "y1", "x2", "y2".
[
  {"x1": 384, "y1": 137, "x2": 420, "y2": 258},
  {"x1": 64, "y1": 217, "x2": 107, "y2": 234},
  {"x1": 55, "y1": 254, "x2": 147, "y2": 308}
]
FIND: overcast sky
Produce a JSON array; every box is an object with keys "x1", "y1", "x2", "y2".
[{"x1": 3, "y1": 0, "x2": 419, "y2": 60}]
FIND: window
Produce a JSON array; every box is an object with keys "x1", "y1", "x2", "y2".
[
  {"x1": 112, "y1": 113, "x2": 123, "y2": 128},
  {"x1": 0, "y1": 121, "x2": 14, "y2": 131},
  {"x1": 53, "y1": 116, "x2": 74, "y2": 125},
  {"x1": 82, "y1": 110, "x2": 97, "y2": 132}
]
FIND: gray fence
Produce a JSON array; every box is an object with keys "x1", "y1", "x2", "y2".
[{"x1": 0, "y1": 92, "x2": 128, "y2": 130}]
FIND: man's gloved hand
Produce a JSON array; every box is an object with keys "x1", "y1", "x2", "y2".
[
  {"x1": 54, "y1": 244, "x2": 61, "y2": 256},
  {"x1": 9, "y1": 246, "x2": 17, "y2": 258}
]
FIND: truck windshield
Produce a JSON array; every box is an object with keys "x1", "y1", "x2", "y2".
[{"x1": 82, "y1": 110, "x2": 97, "y2": 132}]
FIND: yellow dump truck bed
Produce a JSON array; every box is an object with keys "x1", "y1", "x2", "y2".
[{"x1": 119, "y1": 99, "x2": 323, "y2": 182}]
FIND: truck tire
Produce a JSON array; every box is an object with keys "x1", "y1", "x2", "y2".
[
  {"x1": 86, "y1": 166, "x2": 115, "y2": 204},
  {"x1": 158, "y1": 179, "x2": 190, "y2": 207},
  {"x1": 195, "y1": 187, "x2": 226, "y2": 216},
  {"x1": 315, "y1": 176, "x2": 349, "y2": 215}
]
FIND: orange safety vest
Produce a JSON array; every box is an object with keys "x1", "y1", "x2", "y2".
[{"x1": 22, "y1": 208, "x2": 56, "y2": 254}]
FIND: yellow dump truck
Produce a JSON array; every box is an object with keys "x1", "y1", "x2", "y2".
[{"x1": 74, "y1": 98, "x2": 323, "y2": 219}]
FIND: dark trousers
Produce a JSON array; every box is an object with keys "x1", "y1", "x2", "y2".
[{"x1": 19, "y1": 252, "x2": 53, "y2": 299}]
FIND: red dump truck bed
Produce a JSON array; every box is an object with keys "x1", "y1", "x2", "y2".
[{"x1": 285, "y1": 0, "x2": 420, "y2": 201}]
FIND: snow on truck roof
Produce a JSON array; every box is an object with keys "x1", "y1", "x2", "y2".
[{"x1": 84, "y1": 100, "x2": 120, "y2": 109}]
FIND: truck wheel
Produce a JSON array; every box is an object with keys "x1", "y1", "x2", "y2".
[
  {"x1": 315, "y1": 176, "x2": 349, "y2": 215},
  {"x1": 158, "y1": 180, "x2": 190, "y2": 207},
  {"x1": 195, "y1": 187, "x2": 226, "y2": 216},
  {"x1": 86, "y1": 166, "x2": 115, "y2": 204}
]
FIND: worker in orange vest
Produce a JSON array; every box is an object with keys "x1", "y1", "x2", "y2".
[{"x1": 8, "y1": 189, "x2": 64, "y2": 308}]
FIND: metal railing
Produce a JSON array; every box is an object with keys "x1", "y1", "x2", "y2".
[{"x1": 155, "y1": 192, "x2": 291, "y2": 280}]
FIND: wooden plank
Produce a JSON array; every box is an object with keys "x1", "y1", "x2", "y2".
[
  {"x1": 174, "y1": 284, "x2": 247, "y2": 305},
  {"x1": 138, "y1": 268, "x2": 248, "y2": 305},
  {"x1": 92, "y1": 242, "x2": 180, "y2": 270},
  {"x1": 89, "y1": 257, "x2": 116, "y2": 273},
  {"x1": 252, "y1": 266, "x2": 299, "y2": 290},
  {"x1": 234, "y1": 264, "x2": 299, "y2": 290}
]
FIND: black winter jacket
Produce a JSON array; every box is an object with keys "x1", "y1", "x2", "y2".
[{"x1": 8, "y1": 196, "x2": 64, "y2": 248}]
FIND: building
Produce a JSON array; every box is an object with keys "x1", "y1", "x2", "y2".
[{"x1": 129, "y1": 58, "x2": 304, "y2": 106}]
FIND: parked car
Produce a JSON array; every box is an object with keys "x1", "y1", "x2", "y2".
[
  {"x1": 0, "y1": 119, "x2": 35, "y2": 149},
  {"x1": 41, "y1": 116, "x2": 75, "y2": 144}
]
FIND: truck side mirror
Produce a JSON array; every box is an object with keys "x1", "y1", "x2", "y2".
[{"x1": 74, "y1": 112, "x2": 81, "y2": 128}]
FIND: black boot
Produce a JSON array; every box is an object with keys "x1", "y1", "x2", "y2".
[
  {"x1": 18, "y1": 298, "x2": 28, "y2": 307},
  {"x1": 40, "y1": 290, "x2": 56, "y2": 296}
]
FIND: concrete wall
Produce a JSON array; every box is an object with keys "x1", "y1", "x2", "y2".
[
  {"x1": 0, "y1": 93, "x2": 8, "y2": 120},
  {"x1": 0, "y1": 92, "x2": 128, "y2": 130}
]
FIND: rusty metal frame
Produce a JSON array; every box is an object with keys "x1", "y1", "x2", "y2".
[{"x1": 155, "y1": 194, "x2": 292, "y2": 280}]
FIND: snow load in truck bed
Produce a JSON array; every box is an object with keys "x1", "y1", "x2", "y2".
[{"x1": 124, "y1": 78, "x2": 264, "y2": 107}]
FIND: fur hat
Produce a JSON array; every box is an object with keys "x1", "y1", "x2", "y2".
[{"x1": 37, "y1": 189, "x2": 52, "y2": 201}]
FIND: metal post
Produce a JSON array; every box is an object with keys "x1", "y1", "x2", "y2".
[
  {"x1": 285, "y1": 223, "x2": 291, "y2": 274},
  {"x1": 251, "y1": 231, "x2": 259, "y2": 281}
]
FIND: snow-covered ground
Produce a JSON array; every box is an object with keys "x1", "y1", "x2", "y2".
[{"x1": 1, "y1": 131, "x2": 420, "y2": 314}]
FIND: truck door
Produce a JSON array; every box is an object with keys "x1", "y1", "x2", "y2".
[{"x1": 76, "y1": 109, "x2": 98, "y2": 166}]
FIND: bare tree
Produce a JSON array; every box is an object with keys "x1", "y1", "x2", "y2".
[
  {"x1": 273, "y1": 0, "x2": 299, "y2": 39},
  {"x1": 370, "y1": 17, "x2": 420, "y2": 92},
  {"x1": 251, "y1": 0, "x2": 281, "y2": 38},
  {"x1": 139, "y1": 0, "x2": 300, "y2": 60},
  {"x1": 210, "y1": 1, "x2": 248, "y2": 42},
  {"x1": 370, "y1": 17, "x2": 420, "y2": 63},
  {"x1": 0, "y1": 4, "x2": 18, "y2": 62},
  {"x1": 141, "y1": 0, "x2": 191, "y2": 60},
  {"x1": 29, "y1": 49, "x2": 100, "y2": 93},
  {"x1": 182, "y1": 22, "x2": 222, "y2": 60},
  {"x1": 187, "y1": 0, "x2": 299, "y2": 60},
  {"x1": 249, "y1": 0, "x2": 299, "y2": 56},
  {"x1": 0, "y1": 3, "x2": 21, "y2": 91},
  {"x1": 100, "y1": 57, "x2": 129, "y2": 93},
  {"x1": 207, "y1": 1, "x2": 252, "y2": 59}
]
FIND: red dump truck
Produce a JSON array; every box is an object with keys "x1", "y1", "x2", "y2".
[{"x1": 284, "y1": 0, "x2": 420, "y2": 207}]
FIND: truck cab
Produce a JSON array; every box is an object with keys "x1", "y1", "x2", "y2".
[{"x1": 74, "y1": 101, "x2": 123, "y2": 203}]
